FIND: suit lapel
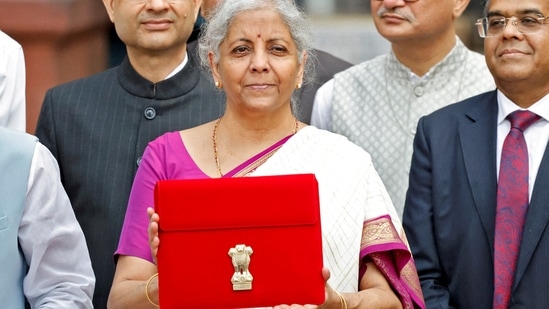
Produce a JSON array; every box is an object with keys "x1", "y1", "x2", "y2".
[
  {"x1": 513, "y1": 138, "x2": 549, "y2": 290},
  {"x1": 455, "y1": 91, "x2": 549, "y2": 294},
  {"x1": 459, "y1": 92, "x2": 499, "y2": 254}
]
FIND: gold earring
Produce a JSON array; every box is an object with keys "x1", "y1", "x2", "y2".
[
  {"x1": 215, "y1": 81, "x2": 222, "y2": 89},
  {"x1": 295, "y1": 83, "x2": 302, "y2": 89}
]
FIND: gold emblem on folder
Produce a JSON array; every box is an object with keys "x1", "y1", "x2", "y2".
[{"x1": 228, "y1": 244, "x2": 253, "y2": 290}]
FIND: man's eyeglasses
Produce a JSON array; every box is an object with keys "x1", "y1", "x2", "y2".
[{"x1": 476, "y1": 14, "x2": 549, "y2": 38}]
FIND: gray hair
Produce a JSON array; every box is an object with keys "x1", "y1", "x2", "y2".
[{"x1": 198, "y1": 0, "x2": 315, "y2": 87}]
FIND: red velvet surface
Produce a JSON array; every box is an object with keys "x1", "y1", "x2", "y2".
[{"x1": 155, "y1": 174, "x2": 324, "y2": 309}]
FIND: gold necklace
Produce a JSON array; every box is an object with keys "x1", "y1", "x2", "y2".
[{"x1": 212, "y1": 117, "x2": 299, "y2": 177}]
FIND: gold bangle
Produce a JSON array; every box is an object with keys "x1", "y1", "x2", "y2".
[
  {"x1": 145, "y1": 273, "x2": 160, "y2": 307},
  {"x1": 335, "y1": 291, "x2": 347, "y2": 309}
]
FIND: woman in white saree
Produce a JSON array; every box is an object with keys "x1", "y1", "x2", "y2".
[{"x1": 108, "y1": 1, "x2": 425, "y2": 308}]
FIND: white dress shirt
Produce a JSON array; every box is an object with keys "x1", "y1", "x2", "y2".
[
  {"x1": 0, "y1": 31, "x2": 26, "y2": 131},
  {"x1": 19, "y1": 142, "x2": 95, "y2": 308},
  {"x1": 496, "y1": 91, "x2": 549, "y2": 200}
]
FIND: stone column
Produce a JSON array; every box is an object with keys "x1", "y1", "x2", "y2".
[{"x1": 0, "y1": 0, "x2": 110, "y2": 133}]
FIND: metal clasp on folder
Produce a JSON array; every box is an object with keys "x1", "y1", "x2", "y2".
[{"x1": 228, "y1": 244, "x2": 253, "y2": 290}]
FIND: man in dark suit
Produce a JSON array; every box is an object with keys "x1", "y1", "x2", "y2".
[
  {"x1": 403, "y1": 0, "x2": 549, "y2": 307},
  {"x1": 192, "y1": 0, "x2": 352, "y2": 124},
  {"x1": 34, "y1": 0, "x2": 225, "y2": 307}
]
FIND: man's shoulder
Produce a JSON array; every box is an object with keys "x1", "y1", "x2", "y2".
[
  {"x1": 425, "y1": 90, "x2": 496, "y2": 122},
  {"x1": 333, "y1": 53, "x2": 387, "y2": 78},
  {"x1": 48, "y1": 66, "x2": 119, "y2": 94},
  {"x1": 463, "y1": 47, "x2": 485, "y2": 58},
  {"x1": 309, "y1": 49, "x2": 352, "y2": 85},
  {"x1": 0, "y1": 31, "x2": 21, "y2": 52},
  {"x1": 0, "y1": 127, "x2": 37, "y2": 161},
  {"x1": 462, "y1": 48, "x2": 489, "y2": 67},
  {"x1": 312, "y1": 49, "x2": 352, "y2": 70},
  {"x1": 0, "y1": 126, "x2": 36, "y2": 143}
]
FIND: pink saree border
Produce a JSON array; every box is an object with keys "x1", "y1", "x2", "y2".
[
  {"x1": 222, "y1": 134, "x2": 294, "y2": 178},
  {"x1": 360, "y1": 215, "x2": 425, "y2": 309}
]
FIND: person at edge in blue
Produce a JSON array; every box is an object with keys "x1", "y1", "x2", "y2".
[{"x1": 0, "y1": 126, "x2": 94, "y2": 308}]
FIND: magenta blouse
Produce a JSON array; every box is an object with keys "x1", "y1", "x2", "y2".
[{"x1": 115, "y1": 131, "x2": 207, "y2": 263}]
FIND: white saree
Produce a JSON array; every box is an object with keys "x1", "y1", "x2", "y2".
[{"x1": 251, "y1": 126, "x2": 406, "y2": 292}]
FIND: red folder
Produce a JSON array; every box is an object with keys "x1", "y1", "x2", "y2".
[{"x1": 155, "y1": 174, "x2": 324, "y2": 309}]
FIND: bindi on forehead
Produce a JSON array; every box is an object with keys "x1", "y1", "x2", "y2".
[{"x1": 257, "y1": 34, "x2": 261, "y2": 38}]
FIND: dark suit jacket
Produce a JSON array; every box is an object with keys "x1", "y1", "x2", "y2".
[
  {"x1": 403, "y1": 90, "x2": 549, "y2": 308},
  {"x1": 35, "y1": 54, "x2": 225, "y2": 309},
  {"x1": 293, "y1": 49, "x2": 351, "y2": 123},
  {"x1": 187, "y1": 40, "x2": 351, "y2": 124}
]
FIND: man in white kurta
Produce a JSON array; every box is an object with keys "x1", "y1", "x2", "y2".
[
  {"x1": 313, "y1": 38, "x2": 494, "y2": 217},
  {"x1": 0, "y1": 31, "x2": 26, "y2": 131}
]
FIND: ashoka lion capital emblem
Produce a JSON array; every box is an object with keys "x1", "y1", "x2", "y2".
[{"x1": 228, "y1": 244, "x2": 253, "y2": 290}]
